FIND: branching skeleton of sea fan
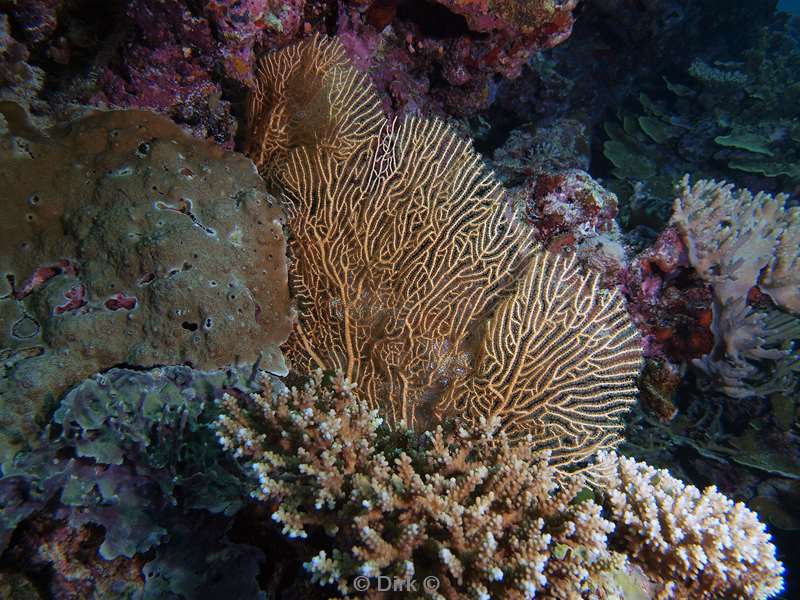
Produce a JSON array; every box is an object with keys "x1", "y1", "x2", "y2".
[{"x1": 246, "y1": 35, "x2": 643, "y2": 471}]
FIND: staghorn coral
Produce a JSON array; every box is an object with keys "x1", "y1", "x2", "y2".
[
  {"x1": 597, "y1": 451, "x2": 785, "y2": 599},
  {"x1": 216, "y1": 370, "x2": 625, "y2": 598},
  {"x1": 246, "y1": 36, "x2": 642, "y2": 469},
  {"x1": 216, "y1": 370, "x2": 785, "y2": 599}
]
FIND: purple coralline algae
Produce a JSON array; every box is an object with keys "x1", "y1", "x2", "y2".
[
  {"x1": 0, "y1": 0, "x2": 312, "y2": 147},
  {"x1": 206, "y1": 0, "x2": 305, "y2": 83},
  {"x1": 90, "y1": 0, "x2": 235, "y2": 147},
  {"x1": 517, "y1": 169, "x2": 628, "y2": 289},
  {"x1": 336, "y1": 0, "x2": 579, "y2": 116}
]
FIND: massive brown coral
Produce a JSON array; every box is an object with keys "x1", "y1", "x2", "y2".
[
  {"x1": 0, "y1": 107, "x2": 292, "y2": 464},
  {"x1": 246, "y1": 35, "x2": 642, "y2": 470}
]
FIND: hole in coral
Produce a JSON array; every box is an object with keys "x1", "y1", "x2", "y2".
[{"x1": 396, "y1": 0, "x2": 478, "y2": 38}]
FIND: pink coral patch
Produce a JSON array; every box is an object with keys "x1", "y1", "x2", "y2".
[
  {"x1": 55, "y1": 284, "x2": 87, "y2": 315},
  {"x1": 105, "y1": 293, "x2": 138, "y2": 311},
  {"x1": 13, "y1": 259, "x2": 77, "y2": 300}
]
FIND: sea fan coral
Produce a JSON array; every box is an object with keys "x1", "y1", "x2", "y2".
[
  {"x1": 246, "y1": 35, "x2": 642, "y2": 470},
  {"x1": 281, "y1": 114, "x2": 538, "y2": 430},
  {"x1": 244, "y1": 33, "x2": 384, "y2": 178},
  {"x1": 438, "y1": 251, "x2": 642, "y2": 470}
]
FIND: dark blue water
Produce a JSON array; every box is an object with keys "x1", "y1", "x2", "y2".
[{"x1": 779, "y1": 0, "x2": 800, "y2": 14}]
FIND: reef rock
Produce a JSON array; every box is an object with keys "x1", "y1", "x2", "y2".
[
  {"x1": 518, "y1": 169, "x2": 628, "y2": 288},
  {"x1": 337, "y1": 0, "x2": 578, "y2": 116},
  {"x1": 0, "y1": 106, "x2": 292, "y2": 464}
]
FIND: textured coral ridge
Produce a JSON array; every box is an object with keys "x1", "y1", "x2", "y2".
[
  {"x1": 437, "y1": 0, "x2": 576, "y2": 40},
  {"x1": 0, "y1": 107, "x2": 292, "y2": 463},
  {"x1": 216, "y1": 370, "x2": 785, "y2": 599},
  {"x1": 0, "y1": 0, "x2": 579, "y2": 145},
  {"x1": 246, "y1": 35, "x2": 642, "y2": 471}
]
